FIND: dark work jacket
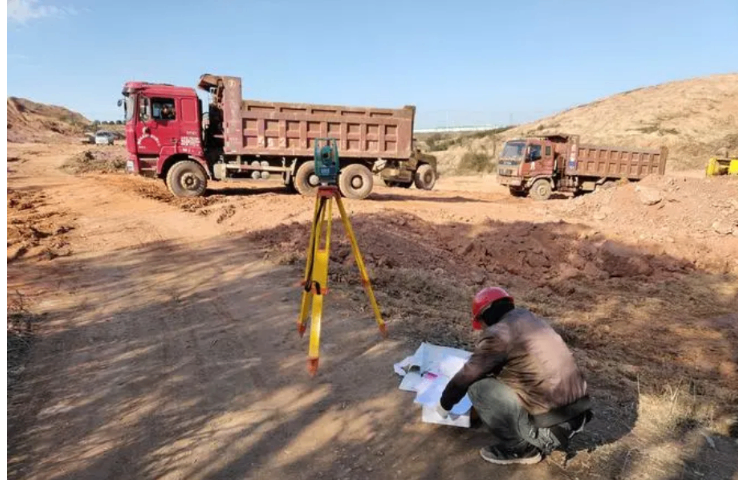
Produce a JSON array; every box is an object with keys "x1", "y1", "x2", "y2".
[{"x1": 440, "y1": 308, "x2": 587, "y2": 416}]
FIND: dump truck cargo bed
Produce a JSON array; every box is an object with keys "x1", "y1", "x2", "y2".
[
  {"x1": 567, "y1": 143, "x2": 667, "y2": 179},
  {"x1": 199, "y1": 75, "x2": 415, "y2": 159}
]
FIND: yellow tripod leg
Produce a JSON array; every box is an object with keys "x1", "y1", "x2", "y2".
[
  {"x1": 334, "y1": 194, "x2": 387, "y2": 337},
  {"x1": 307, "y1": 199, "x2": 332, "y2": 375},
  {"x1": 298, "y1": 195, "x2": 323, "y2": 336}
]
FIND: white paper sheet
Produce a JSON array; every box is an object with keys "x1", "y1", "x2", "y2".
[
  {"x1": 414, "y1": 375, "x2": 472, "y2": 415},
  {"x1": 438, "y1": 355, "x2": 468, "y2": 378},
  {"x1": 413, "y1": 343, "x2": 471, "y2": 375},
  {"x1": 413, "y1": 376, "x2": 447, "y2": 406},
  {"x1": 393, "y1": 355, "x2": 415, "y2": 376},
  {"x1": 413, "y1": 372, "x2": 439, "y2": 396},
  {"x1": 421, "y1": 404, "x2": 470, "y2": 428},
  {"x1": 398, "y1": 371, "x2": 423, "y2": 392},
  {"x1": 395, "y1": 343, "x2": 473, "y2": 428}
]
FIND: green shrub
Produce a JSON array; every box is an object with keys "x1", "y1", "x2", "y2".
[{"x1": 457, "y1": 148, "x2": 495, "y2": 173}]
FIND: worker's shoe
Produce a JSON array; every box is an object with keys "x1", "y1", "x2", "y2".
[{"x1": 479, "y1": 443, "x2": 543, "y2": 465}]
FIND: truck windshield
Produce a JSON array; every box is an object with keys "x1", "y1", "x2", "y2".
[
  {"x1": 501, "y1": 142, "x2": 526, "y2": 159},
  {"x1": 123, "y1": 94, "x2": 135, "y2": 123}
]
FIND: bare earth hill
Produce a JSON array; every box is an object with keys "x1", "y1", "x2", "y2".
[
  {"x1": 434, "y1": 73, "x2": 738, "y2": 172},
  {"x1": 7, "y1": 97, "x2": 90, "y2": 143}
]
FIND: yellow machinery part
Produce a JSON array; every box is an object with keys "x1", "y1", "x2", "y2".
[
  {"x1": 730, "y1": 159, "x2": 738, "y2": 175},
  {"x1": 706, "y1": 157, "x2": 738, "y2": 176}
]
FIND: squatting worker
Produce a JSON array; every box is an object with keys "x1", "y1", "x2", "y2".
[{"x1": 436, "y1": 287, "x2": 592, "y2": 465}]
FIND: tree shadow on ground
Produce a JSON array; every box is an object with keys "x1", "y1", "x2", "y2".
[{"x1": 7, "y1": 212, "x2": 737, "y2": 480}]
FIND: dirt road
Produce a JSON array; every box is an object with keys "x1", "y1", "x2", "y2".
[{"x1": 8, "y1": 144, "x2": 738, "y2": 480}]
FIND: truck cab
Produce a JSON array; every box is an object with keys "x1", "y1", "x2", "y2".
[
  {"x1": 497, "y1": 135, "x2": 573, "y2": 200},
  {"x1": 121, "y1": 82, "x2": 210, "y2": 195}
]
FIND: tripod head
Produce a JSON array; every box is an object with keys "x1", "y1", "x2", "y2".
[{"x1": 314, "y1": 138, "x2": 340, "y2": 185}]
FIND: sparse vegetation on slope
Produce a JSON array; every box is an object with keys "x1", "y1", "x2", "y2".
[{"x1": 433, "y1": 73, "x2": 738, "y2": 173}]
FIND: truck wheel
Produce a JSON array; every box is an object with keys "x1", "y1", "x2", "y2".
[
  {"x1": 339, "y1": 164, "x2": 373, "y2": 199},
  {"x1": 529, "y1": 179, "x2": 552, "y2": 201},
  {"x1": 509, "y1": 187, "x2": 528, "y2": 197},
  {"x1": 414, "y1": 164, "x2": 437, "y2": 190},
  {"x1": 166, "y1": 160, "x2": 207, "y2": 198},
  {"x1": 294, "y1": 161, "x2": 320, "y2": 197}
]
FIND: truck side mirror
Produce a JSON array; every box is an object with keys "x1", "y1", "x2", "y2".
[{"x1": 117, "y1": 99, "x2": 123, "y2": 107}]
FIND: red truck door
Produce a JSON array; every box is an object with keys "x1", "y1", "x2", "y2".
[
  {"x1": 521, "y1": 141, "x2": 555, "y2": 178},
  {"x1": 177, "y1": 96, "x2": 203, "y2": 157},
  {"x1": 520, "y1": 141, "x2": 542, "y2": 177},
  {"x1": 541, "y1": 142, "x2": 555, "y2": 174},
  {"x1": 135, "y1": 95, "x2": 180, "y2": 158}
]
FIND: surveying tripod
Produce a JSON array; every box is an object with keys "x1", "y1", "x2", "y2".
[{"x1": 297, "y1": 139, "x2": 386, "y2": 375}]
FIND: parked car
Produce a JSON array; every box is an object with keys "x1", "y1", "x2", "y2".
[{"x1": 95, "y1": 131, "x2": 115, "y2": 145}]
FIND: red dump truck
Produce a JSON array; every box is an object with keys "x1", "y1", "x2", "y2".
[
  {"x1": 497, "y1": 134, "x2": 668, "y2": 200},
  {"x1": 119, "y1": 74, "x2": 437, "y2": 199}
]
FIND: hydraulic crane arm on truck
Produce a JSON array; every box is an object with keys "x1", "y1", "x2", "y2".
[
  {"x1": 120, "y1": 74, "x2": 438, "y2": 199},
  {"x1": 497, "y1": 134, "x2": 667, "y2": 200}
]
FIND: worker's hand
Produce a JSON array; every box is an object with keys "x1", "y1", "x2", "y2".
[{"x1": 435, "y1": 402, "x2": 451, "y2": 419}]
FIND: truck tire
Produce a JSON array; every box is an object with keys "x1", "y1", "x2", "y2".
[
  {"x1": 166, "y1": 160, "x2": 207, "y2": 198},
  {"x1": 414, "y1": 164, "x2": 437, "y2": 190},
  {"x1": 294, "y1": 161, "x2": 320, "y2": 197},
  {"x1": 529, "y1": 179, "x2": 552, "y2": 201},
  {"x1": 339, "y1": 163, "x2": 373, "y2": 199}
]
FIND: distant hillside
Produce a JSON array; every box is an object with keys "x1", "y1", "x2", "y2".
[
  {"x1": 7, "y1": 97, "x2": 90, "y2": 143},
  {"x1": 432, "y1": 73, "x2": 738, "y2": 172}
]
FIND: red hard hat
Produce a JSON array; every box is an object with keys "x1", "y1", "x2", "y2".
[{"x1": 472, "y1": 287, "x2": 513, "y2": 330}]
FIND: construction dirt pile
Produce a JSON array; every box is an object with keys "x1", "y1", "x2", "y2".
[
  {"x1": 550, "y1": 175, "x2": 738, "y2": 273},
  {"x1": 248, "y1": 211, "x2": 696, "y2": 336},
  {"x1": 434, "y1": 73, "x2": 738, "y2": 172},
  {"x1": 7, "y1": 188, "x2": 75, "y2": 262},
  {"x1": 61, "y1": 148, "x2": 128, "y2": 174},
  {"x1": 7, "y1": 97, "x2": 90, "y2": 143}
]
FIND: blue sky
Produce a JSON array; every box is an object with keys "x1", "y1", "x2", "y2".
[{"x1": 7, "y1": 0, "x2": 738, "y2": 128}]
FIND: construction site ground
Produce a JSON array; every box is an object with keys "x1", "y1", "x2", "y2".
[{"x1": 7, "y1": 143, "x2": 738, "y2": 480}]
